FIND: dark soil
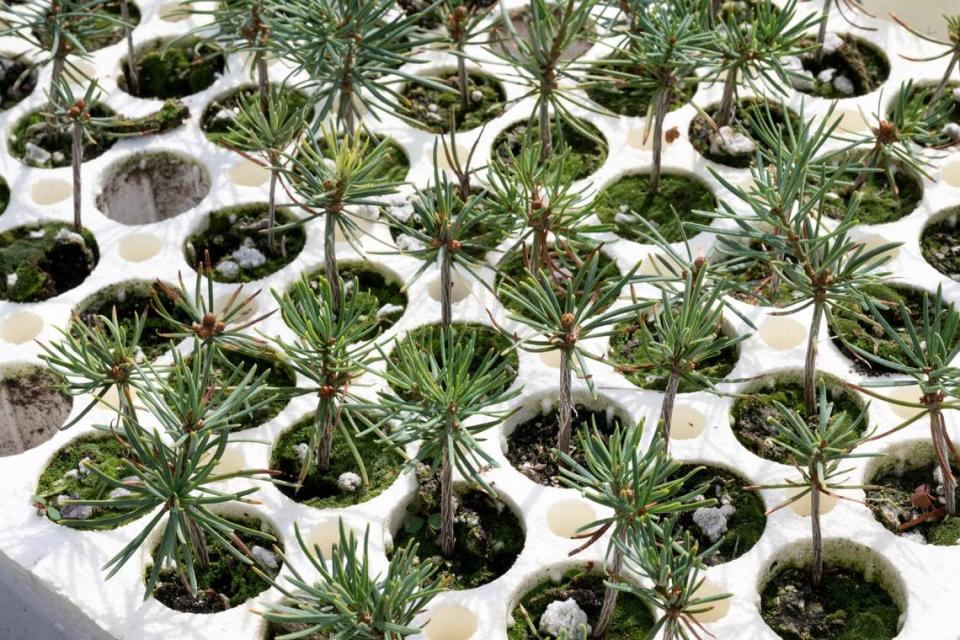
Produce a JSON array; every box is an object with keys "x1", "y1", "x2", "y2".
[
  {"x1": 300, "y1": 261, "x2": 407, "y2": 332},
  {"x1": 493, "y1": 118, "x2": 607, "y2": 182},
  {"x1": 185, "y1": 203, "x2": 306, "y2": 283},
  {"x1": 0, "y1": 176, "x2": 8, "y2": 217},
  {"x1": 829, "y1": 283, "x2": 932, "y2": 375},
  {"x1": 821, "y1": 151, "x2": 923, "y2": 224},
  {"x1": 10, "y1": 103, "x2": 116, "y2": 168},
  {"x1": 200, "y1": 84, "x2": 309, "y2": 146},
  {"x1": 152, "y1": 515, "x2": 281, "y2": 613},
  {"x1": 866, "y1": 458, "x2": 960, "y2": 545},
  {"x1": 0, "y1": 367, "x2": 72, "y2": 456},
  {"x1": 921, "y1": 210, "x2": 960, "y2": 281},
  {"x1": 271, "y1": 413, "x2": 405, "y2": 509},
  {"x1": 593, "y1": 173, "x2": 716, "y2": 244},
  {"x1": 796, "y1": 34, "x2": 889, "y2": 100},
  {"x1": 689, "y1": 98, "x2": 799, "y2": 169},
  {"x1": 675, "y1": 465, "x2": 765, "y2": 565},
  {"x1": 403, "y1": 71, "x2": 506, "y2": 133},
  {"x1": 74, "y1": 279, "x2": 189, "y2": 361},
  {"x1": 608, "y1": 315, "x2": 738, "y2": 391},
  {"x1": 391, "y1": 471, "x2": 524, "y2": 590},
  {"x1": 0, "y1": 54, "x2": 37, "y2": 110},
  {"x1": 0, "y1": 222, "x2": 99, "y2": 302},
  {"x1": 760, "y1": 565, "x2": 900, "y2": 640},
  {"x1": 731, "y1": 377, "x2": 864, "y2": 464},
  {"x1": 36, "y1": 0, "x2": 141, "y2": 52},
  {"x1": 507, "y1": 570, "x2": 654, "y2": 640},
  {"x1": 506, "y1": 404, "x2": 623, "y2": 487},
  {"x1": 585, "y1": 53, "x2": 697, "y2": 117},
  {"x1": 119, "y1": 40, "x2": 224, "y2": 99}
]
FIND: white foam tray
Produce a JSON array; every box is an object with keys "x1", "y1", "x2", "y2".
[{"x1": 1, "y1": 1, "x2": 960, "y2": 639}]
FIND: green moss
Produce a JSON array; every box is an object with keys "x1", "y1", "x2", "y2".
[
  {"x1": 37, "y1": 0, "x2": 141, "y2": 52},
  {"x1": 797, "y1": 35, "x2": 889, "y2": 99},
  {"x1": 75, "y1": 280, "x2": 189, "y2": 361},
  {"x1": 122, "y1": 40, "x2": 225, "y2": 99},
  {"x1": 152, "y1": 514, "x2": 280, "y2": 613},
  {"x1": 34, "y1": 433, "x2": 139, "y2": 529},
  {"x1": 111, "y1": 99, "x2": 190, "y2": 137},
  {"x1": 593, "y1": 173, "x2": 716, "y2": 244},
  {"x1": 731, "y1": 376, "x2": 864, "y2": 464},
  {"x1": 0, "y1": 55, "x2": 36, "y2": 110},
  {"x1": 506, "y1": 404, "x2": 623, "y2": 487},
  {"x1": 392, "y1": 480, "x2": 524, "y2": 590},
  {"x1": 10, "y1": 103, "x2": 116, "y2": 167},
  {"x1": 689, "y1": 98, "x2": 799, "y2": 169},
  {"x1": 318, "y1": 130, "x2": 409, "y2": 183},
  {"x1": 493, "y1": 118, "x2": 607, "y2": 182},
  {"x1": 506, "y1": 570, "x2": 654, "y2": 640},
  {"x1": 0, "y1": 222, "x2": 98, "y2": 302},
  {"x1": 724, "y1": 241, "x2": 801, "y2": 308},
  {"x1": 675, "y1": 465, "x2": 765, "y2": 564},
  {"x1": 300, "y1": 261, "x2": 407, "y2": 332},
  {"x1": 388, "y1": 323, "x2": 518, "y2": 398},
  {"x1": 821, "y1": 152, "x2": 922, "y2": 224},
  {"x1": 586, "y1": 53, "x2": 696, "y2": 117},
  {"x1": 495, "y1": 248, "x2": 619, "y2": 315},
  {"x1": 201, "y1": 84, "x2": 309, "y2": 145},
  {"x1": 866, "y1": 457, "x2": 959, "y2": 544},
  {"x1": 271, "y1": 414, "x2": 404, "y2": 509},
  {"x1": 760, "y1": 565, "x2": 900, "y2": 640},
  {"x1": 403, "y1": 71, "x2": 506, "y2": 133},
  {"x1": 186, "y1": 203, "x2": 306, "y2": 283},
  {"x1": 830, "y1": 284, "x2": 933, "y2": 375},
  {"x1": 205, "y1": 349, "x2": 296, "y2": 431},
  {"x1": 928, "y1": 516, "x2": 960, "y2": 545},
  {"x1": 921, "y1": 209, "x2": 960, "y2": 281}
]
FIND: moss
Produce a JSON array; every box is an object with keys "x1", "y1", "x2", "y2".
[
  {"x1": 921, "y1": 209, "x2": 960, "y2": 281},
  {"x1": 110, "y1": 99, "x2": 190, "y2": 137},
  {"x1": 866, "y1": 458, "x2": 960, "y2": 544},
  {"x1": 388, "y1": 323, "x2": 518, "y2": 398},
  {"x1": 689, "y1": 98, "x2": 799, "y2": 169},
  {"x1": 201, "y1": 84, "x2": 308, "y2": 145},
  {"x1": 731, "y1": 376, "x2": 864, "y2": 464},
  {"x1": 391, "y1": 477, "x2": 524, "y2": 590},
  {"x1": 675, "y1": 465, "x2": 765, "y2": 565},
  {"x1": 318, "y1": 130, "x2": 409, "y2": 183},
  {"x1": 0, "y1": 55, "x2": 37, "y2": 110},
  {"x1": 493, "y1": 118, "x2": 607, "y2": 182},
  {"x1": 271, "y1": 413, "x2": 404, "y2": 509},
  {"x1": 796, "y1": 35, "x2": 889, "y2": 99},
  {"x1": 821, "y1": 152, "x2": 922, "y2": 225},
  {"x1": 9, "y1": 103, "x2": 116, "y2": 168},
  {"x1": 203, "y1": 349, "x2": 296, "y2": 431},
  {"x1": 760, "y1": 565, "x2": 900, "y2": 640},
  {"x1": 829, "y1": 284, "x2": 933, "y2": 375},
  {"x1": 892, "y1": 82, "x2": 960, "y2": 143},
  {"x1": 36, "y1": 0, "x2": 141, "y2": 52},
  {"x1": 593, "y1": 173, "x2": 716, "y2": 244},
  {"x1": 300, "y1": 261, "x2": 407, "y2": 332},
  {"x1": 723, "y1": 241, "x2": 801, "y2": 308},
  {"x1": 34, "y1": 433, "x2": 139, "y2": 529},
  {"x1": 0, "y1": 222, "x2": 99, "y2": 302},
  {"x1": 506, "y1": 404, "x2": 623, "y2": 487},
  {"x1": 585, "y1": 53, "x2": 696, "y2": 117},
  {"x1": 495, "y1": 248, "x2": 619, "y2": 315},
  {"x1": 121, "y1": 40, "x2": 225, "y2": 99},
  {"x1": 403, "y1": 71, "x2": 506, "y2": 133},
  {"x1": 75, "y1": 280, "x2": 190, "y2": 361},
  {"x1": 506, "y1": 570, "x2": 654, "y2": 640},
  {"x1": 152, "y1": 515, "x2": 280, "y2": 613},
  {"x1": 185, "y1": 203, "x2": 306, "y2": 283}
]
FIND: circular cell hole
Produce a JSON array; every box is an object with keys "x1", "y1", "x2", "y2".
[
  {"x1": 271, "y1": 412, "x2": 405, "y2": 509},
  {"x1": 546, "y1": 499, "x2": 596, "y2": 538},
  {"x1": 150, "y1": 510, "x2": 282, "y2": 613},
  {"x1": 424, "y1": 604, "x2": 478, "y2": 640},
  {"x1": 35, "y1": 431, "x2": 143, "y2": 528},
  {"x1": 118, "y1": 38, "x2": 225, "y2": 99},
  {"x1": 508, "y1": 567, "x2": 655, "y2": 639},
  {"x1": 303, "y1": 129, "x2": 409, "y2": 183},
  {"x1": 44, "y1": 1, "x2": 141, "y2": 52},
  {"x1": 819, "y1": 149, "x2": 922, "y2": 224},
  {"x1": 587, "y1": 53, "x2": 698, "y2": 117},
  {"x1": 185, "y1": 203, "x2": 306, "y2": 283},
  {"x1": 201, "y1": 84, "x2": 309, "y2": 146},
  {"x1": 403, "y1": 69, "x2": 506, "y2": 133},
  {"x1": 670, "y1": 405, "x2": 705, "y2": 440},
  {"x1": 426, "y1": 268, "x2": 472, "y2": 305},
  {"x1": 921, "y1": 207, "x2": 960, "y2": 282},
  {"x1": 0, "y1": 310, "x2": 43, "y2": 344},
  {"x1": 539, "y1": 349, "x2": 562, "y2": 368},
  {"x1": 489, "y1": 7, "x2": 594, "y2": 60},
  {"x1": 793, "y1": 34, "x2": 890, "y2": 100},
  {"x1": 942, "y1": 161, "x2": 960, "y2": 187},
  {"x1": 0, "y1": 222, "x2": 99, "y2": 302},
  {"x1": 0, "y1": 52, "x2": 37, "y2": 110},
  {"x1": 890, "y1": 81, "x2": 960, "y2": 147},
  {"x1": 304, "y1": 519, "x2": 357, "y2": 559},
  {"x1": 886, "y1": 385, "x2": 924, "y2": 420},
  {"x1": 10, "y1": 104, "x2": 116, "y2": 168},
  {"x1": 758, "y1": 316, "x2": 806, "y2": 350},
  {"x1": 392, "y1": 485, "x2": 524, "y2": 589},
  {"x1": 492, "y1": 117, "x2": 608, "y2": 182},
  {"x1": 157, "y1": 1, "x2": 189, "y2": 21},
  {"x1": 97, "y1": 151, "x2": 211, "y2": 225},
  {"x1": 786, "y1": 487, "x2": 839, "y2": 517},
  {"x1": 228, "y1": 157, "x2": 270, "y2": 187},
  {"x1": 0, "y1": 365, "x2": 73, "y2": 457},
  {"x1": 593, "y1": 172, "x2": 716, "y2": 244},
  {"x1": 691, "y1": 581, "x2": 731, "y2": 622},
  {"x1": 118, "y1": 232, "x2": 162, "y2": 262},
  {"x1": 297, "y1": 261, "x2": 407, "y2": 332},
  {"x1": 865, "y1": 440, "x2": 960, "y2": 545},
  {"x1": 31, "y1": 178, "x2": 70, "y2": 205},
  {"x1": 689, "y1": 98, "x2": 799, "y2": 169},
  {"x1": 731, "y1": 372, "x2": 866, "y2": 464},
  {"x1": 758, "y1": 540, "x2": 904, "y2": 640}
]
